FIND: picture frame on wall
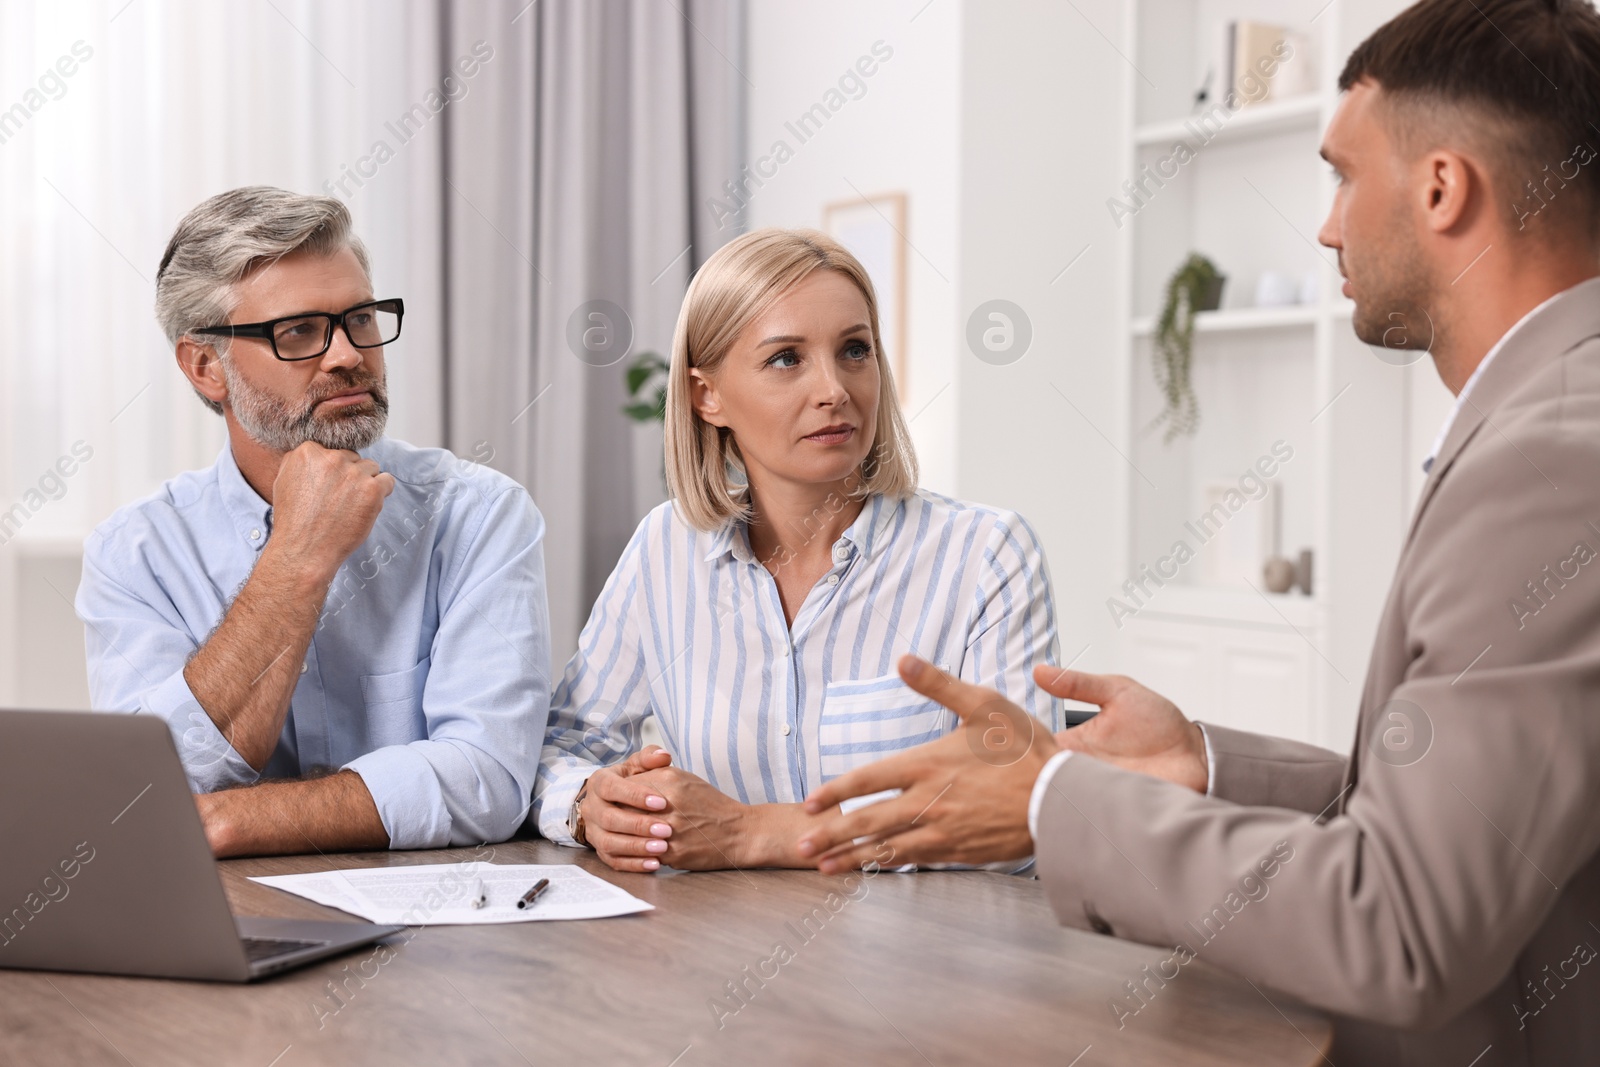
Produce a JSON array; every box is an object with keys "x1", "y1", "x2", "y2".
[
  {"x1": 1197, "y1": 478, "x2": 1281, "y2": 587},
  {"x1": 823, "y1": 191, "x2": 909, "y2": 396}
]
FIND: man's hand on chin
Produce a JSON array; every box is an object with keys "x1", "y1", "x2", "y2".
[{"x1": 795, "y1": 655, "x2": 1058, "y2": 872}]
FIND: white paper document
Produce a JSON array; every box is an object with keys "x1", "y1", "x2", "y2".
[{"x1": 249, "y1": 862, "x2": 653, "y2": 925}]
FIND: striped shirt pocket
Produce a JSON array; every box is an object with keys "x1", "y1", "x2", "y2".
[{"x1": 818, "y1": 667, "x2": 954, "y2": 782}]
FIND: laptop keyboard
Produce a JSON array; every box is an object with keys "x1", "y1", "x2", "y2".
[{"x1": 243, "y1": 936, "x2": 329, "y2": 962}]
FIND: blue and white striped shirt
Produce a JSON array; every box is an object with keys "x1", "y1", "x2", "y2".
[{"x1": 532, "y1": 490, "x2": 1061, "y2": 843}]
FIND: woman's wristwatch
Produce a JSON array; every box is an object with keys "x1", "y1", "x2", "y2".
[{"x1": 569, "y1": 778, "x2": 592, "y2": 847}]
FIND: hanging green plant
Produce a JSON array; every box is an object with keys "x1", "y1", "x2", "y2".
[
  {"x1": 1151, "y1": 253, "x2": 1224, "y2": 442},
  {"x1": 621, "y1": 350, "x2": 670, "y2": 423}
]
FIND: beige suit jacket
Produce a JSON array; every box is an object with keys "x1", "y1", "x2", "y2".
[{"x1": 1037, "y1": 276, "x2": 1600, "y2": 1066}]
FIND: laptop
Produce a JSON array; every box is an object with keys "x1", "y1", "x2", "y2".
[{"x1": 0, "y1": 709, "x2": 404, "y2": 981}]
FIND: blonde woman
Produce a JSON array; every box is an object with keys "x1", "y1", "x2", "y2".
[{"x1": 531, "y1": 228, "x2": 1060, "y2": 871}]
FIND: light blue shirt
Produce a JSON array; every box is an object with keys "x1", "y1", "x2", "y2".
[
  {"x1": 75, "y1": 437, "x2": 551, "y2": 849},
  {"x1": 532, "y1": 490, "x2": 1061, "y2": 844}
]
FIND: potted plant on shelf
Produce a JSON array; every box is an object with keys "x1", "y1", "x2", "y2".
[{"x1": 1152, "y1": 253, "x2": 1225, "y2": 442}]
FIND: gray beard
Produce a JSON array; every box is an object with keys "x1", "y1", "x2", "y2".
[{"x1": 222, "y1": 359, "x2": 389, "y2": 453}]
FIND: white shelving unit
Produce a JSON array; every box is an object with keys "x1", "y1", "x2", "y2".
[
  {"x1": 1129, "y1": 301, "x2": 1353, "y2": 336},
  {"x1": 1111, "y1": 0, "x2": 1431, "y2": 749},
  {"x1": 1133, "y1": 92, "x2": 1323, "y2": 147}
]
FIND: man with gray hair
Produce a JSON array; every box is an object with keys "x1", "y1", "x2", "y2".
[{"x1": 75, "y1": 186, "x2": 550, "y2": 856}]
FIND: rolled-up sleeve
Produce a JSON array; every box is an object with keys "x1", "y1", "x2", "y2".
[
  {"x1": 347, "y1": 486, "x2": 552, "y2": 850},
  {"x1": 76, "y1": 547, "x2": 261, "y2": 792}
]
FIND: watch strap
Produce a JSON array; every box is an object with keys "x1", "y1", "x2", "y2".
[{"x1": 569, "y1": 777, "x2": 592, "y2": 847}]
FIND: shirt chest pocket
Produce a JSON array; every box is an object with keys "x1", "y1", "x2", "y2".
[
  {"x1": 818, "y1": 667, "x2": 954, "y2": 783},
  {"x1": 360, "y1": 657, "x2": 430, "y2": 746}
]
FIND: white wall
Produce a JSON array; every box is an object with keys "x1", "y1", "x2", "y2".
[
  {"x1": 742, "y1": 0, "x2": 962, "y2": 494},
  {"x1": 10, "y1": 542, "x2": 89, "y2": 709},
  {"x1": 956, "y1": 0, "x2": 1128, "y2": 670},
  {"x1": 0, "y1": 547, "x2": 14, "y2": 706},
  {"x1": 744, "y1": 0, "x2": 1128, "y2": 670}
]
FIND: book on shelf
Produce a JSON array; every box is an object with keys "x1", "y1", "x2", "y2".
[{"x1": 1211, "y1": 20, "x2": 1316, "y2": 111}]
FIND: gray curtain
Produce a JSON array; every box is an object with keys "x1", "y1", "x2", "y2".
[{"x1": 436, "y1": 0, "x2": 744, "y2": 666}]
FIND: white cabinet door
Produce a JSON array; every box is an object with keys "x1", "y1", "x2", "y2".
[
  {"x1": 1215, "y1": 630, "x2": 1312, "y2": 742},
  {"x1": 1121, "y1": 620, "x2": 1316, "y2": 744},
  {"x1": 1121, "y1": 619, "x2": 1216, "y2": 723}
]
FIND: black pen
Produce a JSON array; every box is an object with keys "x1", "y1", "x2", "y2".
[{"x1": 516, "y1": 877, "x2": 551, "y2": 910}]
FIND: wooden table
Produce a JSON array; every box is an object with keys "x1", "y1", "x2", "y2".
[{"x1": 0, "y1": 838, "x2": 1331, "y2": 1066}]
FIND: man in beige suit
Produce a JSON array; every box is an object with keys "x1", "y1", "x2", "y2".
[{"x1": 791, "y1": 0, "x2": 1600, "y2": 1062}]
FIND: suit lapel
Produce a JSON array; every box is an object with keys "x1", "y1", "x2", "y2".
[
  {"x1": 1344, "y1": 277, "x2": 1600, "y2": 810},
  {"x1": 1403, "y1": 277, "x2": 1600, "y2": 546}
]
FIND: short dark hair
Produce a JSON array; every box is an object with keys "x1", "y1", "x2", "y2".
[{"x1": 1340, "y1": 0, "x2": 1600, "y2": 236}]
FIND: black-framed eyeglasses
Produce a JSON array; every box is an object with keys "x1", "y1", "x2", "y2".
[{"x1": 193, "y1": 298, "x2": 404, "y2": 362}]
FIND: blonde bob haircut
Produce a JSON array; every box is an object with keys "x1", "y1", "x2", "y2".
[{"x1": 665, "y1": 227, "x2": 919, "y2": 532}]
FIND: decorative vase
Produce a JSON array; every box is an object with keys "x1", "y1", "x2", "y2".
[{"x1": 1262, "y1": 556, "x2": 1296, "y2": 594}]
